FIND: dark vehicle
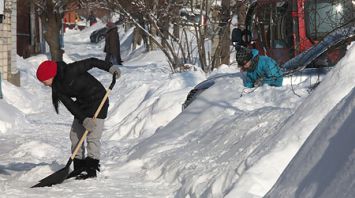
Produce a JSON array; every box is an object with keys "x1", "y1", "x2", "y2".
[
  {"x1": 182, "y1": 77, "x2": 216, "y2": 110},
  {"x1": 179, "y1": 8, "x2": 207, "y2": 26},
  {"x1": 182, "y1": 23, "x2": 355, "y2": 110},
  {"x1": 90, "y1": 20, "x2": 122, "y2": 43},
  {"x1": 90, "y1": 27, "x2": 107, "y2": 43}
]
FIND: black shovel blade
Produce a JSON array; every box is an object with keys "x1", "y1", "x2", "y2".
[{"x1": 31, "y1": 159, "x2": 72, "y2": 188}]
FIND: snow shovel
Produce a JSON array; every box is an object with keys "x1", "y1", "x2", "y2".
[{"x1": 31, "y1": 73, "x2": 117, "y2": 188}]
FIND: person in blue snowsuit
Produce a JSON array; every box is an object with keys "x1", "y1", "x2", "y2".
[{"x1": 235, "y1": 46, "x2": 283, "y2": 88}]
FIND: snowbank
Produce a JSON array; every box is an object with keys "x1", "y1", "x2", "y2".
[
  {"x1": 0, "y1": 99, "x2": 25, "y2": 133},
  {"x1": 225, "y1": 42, "x2": 355, "y2": 198},
  {"x1": 265, "y1": 87, "x2": 355, "y2": 198},
  {"x1": 0, "y1": 21, "x2": 354, "y2": 198}
]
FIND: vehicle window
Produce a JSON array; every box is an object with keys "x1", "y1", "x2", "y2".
[
  {"x1": 305, "y1": 0, "x2": 354, "y2": 40},
  {"x1": 253, "y1": 2, "x2": 290, "y2": 49}
]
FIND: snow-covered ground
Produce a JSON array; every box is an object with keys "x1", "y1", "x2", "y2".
[{"x1": 0, "y1": 25, "x2": 354, "y2": 198}]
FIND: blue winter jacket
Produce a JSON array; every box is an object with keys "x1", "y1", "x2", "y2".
[{"x1": 244, "y1": 49, "x2": 283, "y2": 88}]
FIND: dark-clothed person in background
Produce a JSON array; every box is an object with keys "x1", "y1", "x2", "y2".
[
  {"x1": 104, "y1": 22, "x2": 122, "y2": 65},
  {"x1": 88, "y1": 11, "x2": 97, "y2": 26}
]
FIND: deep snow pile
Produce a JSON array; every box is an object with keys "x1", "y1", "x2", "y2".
[
  {"x1": 0, "y1": 25, "x2": 354, "y2": 198},
  {"x1": 265, "y1": 87, "x2": 355, "y2": 198},
  {"x1": 225, "y1": 43, "x2": 355, "y2": 197},
  {"x1": 125, "y1": 44, "x2": 355, "y2": 198}
]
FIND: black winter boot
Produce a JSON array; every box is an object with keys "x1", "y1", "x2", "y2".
[
  {"x1": 67, "y1": 158, "x2": 86, "y2": 179},
  {"x1": 76, "y1": 157, "x2": 100, "y2": 180}
]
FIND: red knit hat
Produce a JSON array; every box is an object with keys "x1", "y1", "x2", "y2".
[{"x1": 36, "y1": 60, "x2": 57, "y2": 82}]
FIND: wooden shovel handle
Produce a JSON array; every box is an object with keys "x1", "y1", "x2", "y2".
[{"x1": 70, "y1": 73, "x2": 117, "y2": 160}]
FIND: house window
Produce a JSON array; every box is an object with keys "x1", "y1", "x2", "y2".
[{"x1": 0, "y1": 0, "x2": 4, "y2": 23}]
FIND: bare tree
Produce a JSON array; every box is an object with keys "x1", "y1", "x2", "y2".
[
  {"x1": 219, "y1": 0, "x2": 231, "y2": 65},
  {"x1": 187, "y1": 0, "x2": 208, "y2": 72},
  {"x1": 32, "y1": 0, "x2": 69, "y2": 61},
  {"x1": 107, "y1": 1, "x2": 248, "y2": 73},
  {"x1": 32, "y1": 0, "x2": 107, "y2": 61},
  {"x1": 106, "y1": 0, "x2": 189, "y2": 72}
]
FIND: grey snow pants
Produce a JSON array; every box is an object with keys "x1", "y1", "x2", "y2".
[{"x1": 70, "y1": 118, "x2": 105, "y2": 160}]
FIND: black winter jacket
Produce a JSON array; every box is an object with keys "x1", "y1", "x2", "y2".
[
  {"x1": 104, "y1": 26, "x2": 122, "y2": 63},
  {"x1": 52, "y1": 58, "x2": 113, "y2": 123}
]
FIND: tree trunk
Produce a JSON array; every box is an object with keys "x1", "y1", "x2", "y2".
[
  {"x1": 38, "y1": 1, "x2": 63, "y2": 61},
  {"x1": 197, "y1": 0, "x2": 208, "y2": 72},
  {"x1": 157, "y1": 0, "x2": 170, "y2": 48},
  {"x1": 132, "y1": 26, "x2": 143, "y2": 50},
  {"x1": 44, "y1": 25, "x2": 62, "y2": 61},
  {"x1": 220, "y1": 0, "x2": 230, "y2": 65},
  {"x1": 149, "y1": 25, "x2": 159, "y2": 50},
  {"x1": 172, "y1": 0, "x2": 182, "y2": 38},
  {"x1": 210, "y1": 4, "x2": 222, "y2": 68}
]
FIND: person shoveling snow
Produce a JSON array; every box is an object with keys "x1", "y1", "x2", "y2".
[{"x1": 33, "y1": 58, "x2": 120, "y2": 186}]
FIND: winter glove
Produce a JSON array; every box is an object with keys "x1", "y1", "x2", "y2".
[
  {"x1": 240, "y1": 88, "x2": 254, "y2": 97},
  {"x1": 243, "y1": 88, "x2": 254, "y2": 94},
  {"x1": 83, "y1": 117, "x2": 96, "y2": 131},
  {"x1": 109, "y1": 65, "x2": 121, "y2": 79}
]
